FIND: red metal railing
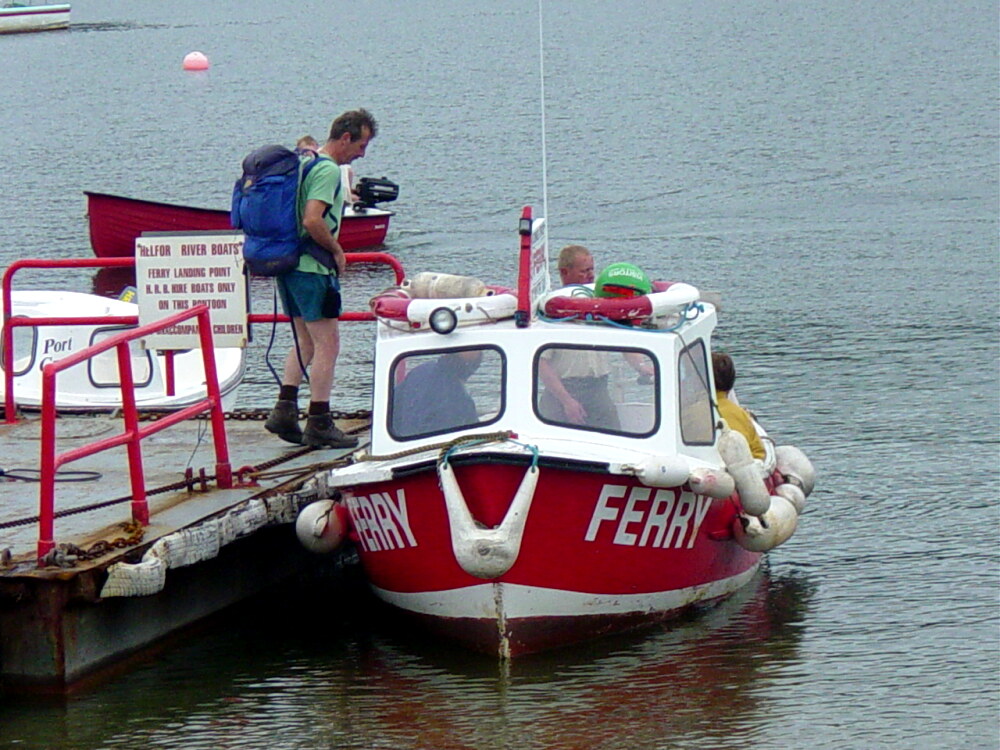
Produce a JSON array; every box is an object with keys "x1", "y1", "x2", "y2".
[
  {"x1": 36, "y1": 304, "x2": 232, "y2": 562},
  {"x1": 2, "y1": 251, "x2": 406, "y2": 564},
  {"x1": 2, "y1": 252, "x2": 405, "y2": 421}
]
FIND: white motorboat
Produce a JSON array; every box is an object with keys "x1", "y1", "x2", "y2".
[{"x1": 1, "y1": 290, "x2": 245, "y2": 413}]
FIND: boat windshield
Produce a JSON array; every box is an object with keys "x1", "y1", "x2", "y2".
[
  {"x1": 6, "y1": 317, "x2": 36, "y2": 376},
  {"x1": 88, "y1": 328, "x2": 154, "y2": 388},
  {"x1": 388, "y1": 345, "x2": 504, "y2": 440},
  {"x1": 534, "y1": 344, "x2": 658, "y2": 436},
  {"x1": 678, "y1": 339, "x2": 714, "y2": 445}
]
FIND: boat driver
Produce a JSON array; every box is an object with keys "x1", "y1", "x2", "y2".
[
  {"x1": 537, "y1": 250, "x2": 654, "y2": 429},
  {"x1": 391, "y1": 349, "x2": 484, "y2": 437}
]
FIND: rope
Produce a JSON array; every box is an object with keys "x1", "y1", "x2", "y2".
[
  {"x1": 0, "y1": 434, "x2": 344, "y2": 531},
  {"x1": 441, "y1": 435, "x2": 539, "y2": 469},
  {"x1": 359, "y1": 430, "x2": 515, "y2": 464}
]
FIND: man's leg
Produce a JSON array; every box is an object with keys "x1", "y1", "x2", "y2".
[
  {"x1": 265, "y1": 317, "x2": 315, "y2": 445},
  {"x1": 301, "y1": 317, "x2": 356, "y2": 448},
  {"x1": 280, "y1": 316, "x2": 314, "y2": 387},
  {"x1": 301, "y1": 316, "x2": 338, "y2": 403}
]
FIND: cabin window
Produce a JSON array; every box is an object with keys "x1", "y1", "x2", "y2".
[
  {"x1": 5, "y1": 317, "x2": 37, "y2": 377},
  {"x1": 534, "y1": 345, "x2": 658, "y2": 436},
  {"x1": 388, "y1": 345, "x2": 504, "y2": 440},
  {"x1": 679, "y1": 340, "x2": 714, "y2": 445},
  {"x1": 88, "y1": 328, "x2": 154, "y2": 389}
]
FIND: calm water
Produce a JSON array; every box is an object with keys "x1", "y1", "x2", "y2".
[{"x1": 1, "y1": 0, "x2": 997, "y2": 748}]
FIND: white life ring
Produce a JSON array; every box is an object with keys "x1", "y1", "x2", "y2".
[{"x1": 371, "y1": 289, "x2": 518, "y2": 329}]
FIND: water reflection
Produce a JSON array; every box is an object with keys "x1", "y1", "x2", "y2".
[
  {"x1": 0, "y1": 564, "x2": 815, "y2": 749},
  {"x1": 353, "y1": 565, "x2": 816, "y2": 749}
]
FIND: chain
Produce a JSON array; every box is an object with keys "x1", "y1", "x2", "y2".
[
  {"x1": 39, "y1": 521, "x2": 146, "y2": 568},
  {"x1": 135, "y1": 408, "x2": 372, "y2": 422}
]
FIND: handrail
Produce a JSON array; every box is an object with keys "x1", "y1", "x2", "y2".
[
  {"x1": 2, "y1": 252, "x2": 405, "y2": 420},
  {"x1": 36, "y1": 304, "x2": 232, "y2": 564},
  {"x1": 247, "y1": 251, "x2": 405, "y2": 325},
  {"x1": 1, "y1": 251, "x2": 406, "y2": 564}
]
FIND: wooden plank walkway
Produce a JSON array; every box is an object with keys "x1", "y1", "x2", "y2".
[
  {"x1": 0, "y1": 410, "x2": 370, "y2": 691},
  {"x1": 0, "y1": 411, "x2": 368, "y2": 565}
]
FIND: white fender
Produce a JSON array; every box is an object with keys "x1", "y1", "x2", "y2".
[
  {"x1": 733, "y1": 495, "x2": 798, "y2": 552},
  {"x1": 633, "y1": 455, "x2": 690, "y2": 488},
  {"x1": 688, "y1": 467, "x2": 736, "y2": 499},
  {"x1": 774, "y1": 482, "x2": 807, "y2": 514},
  {"x1": 295, "y1": 500, "x2": 347, "y2": 554},
  {"x1": 775, "y1": 445, "x2": 816, "y2": 496},
  {"x1": 718, "y1": 427, "x2": 771, "y2": 516},
  {"x1": 403, "y1": 272, "x2": 487, "y2": 299},
  {"x1": 438, "y1": 460, "x2": 539, "y2": 579}
]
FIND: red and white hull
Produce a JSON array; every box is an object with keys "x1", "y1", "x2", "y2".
[{"x1": 339, "y1": 459, "x2": 764, "y2": 657}]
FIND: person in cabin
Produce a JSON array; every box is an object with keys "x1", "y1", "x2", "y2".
[
  {"x1": 537, "y1": 249, "x2": 654, "y2": 429},
  {"x1": 712, "y1": 351, "x2": 766, "y2": 460},
  {"x1": 556, "y1": 244, "x2": 595, "y2": 286},
  {"x1": 264, "y1": 108, "x2": 378, "y2": 448},
  {"x1": 391, "y1": 350, "x2": 484, "y2": 437}
]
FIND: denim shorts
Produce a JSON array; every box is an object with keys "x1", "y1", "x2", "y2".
[{"x1": 277, "y1": 271, "x2": 342, "y2": 322}]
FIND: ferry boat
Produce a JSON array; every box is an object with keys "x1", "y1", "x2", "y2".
[{"x1": 296, "y1": 208, "x2": 815, "y2": 657}]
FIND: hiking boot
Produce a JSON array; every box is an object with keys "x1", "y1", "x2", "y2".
[
  {"x1": 264, "y1": 400, "x2": 303, "y2": 445},
  {"x1": 302, "y1": 413, "x2": 358, "y2": 449}
]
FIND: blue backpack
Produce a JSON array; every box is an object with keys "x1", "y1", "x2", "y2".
[{"x1": 230, "y1": 145, "x2": 335, "y2": 276}]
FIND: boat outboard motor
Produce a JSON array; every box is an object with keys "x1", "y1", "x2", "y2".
[{"x1": 354, "y1": 176, "x2": 399, "y2": 209}]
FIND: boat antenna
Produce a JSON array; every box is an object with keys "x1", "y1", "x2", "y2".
[{"x1": 537, "y1": 0, "x2": 550, "y2": 234}]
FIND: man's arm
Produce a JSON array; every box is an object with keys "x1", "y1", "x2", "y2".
[
  {"x1": 302, "y1": 199, "x2": 346, "y2": 275},
  {"x1": 538, "y1": 357, "x2": 587, "y2": 424}
]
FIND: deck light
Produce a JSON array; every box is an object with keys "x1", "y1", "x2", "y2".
[{"x1": 429, "y1": 307, "x2": 458, "y2": 335}]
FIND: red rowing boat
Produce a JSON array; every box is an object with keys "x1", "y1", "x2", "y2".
[{"x1": 85, "y1": 191, "x2": 394, "y2": 258}]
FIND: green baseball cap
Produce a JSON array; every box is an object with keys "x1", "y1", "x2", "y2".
[{"x1": 594, "y1": 262, "x2": 652, "y2": 298}]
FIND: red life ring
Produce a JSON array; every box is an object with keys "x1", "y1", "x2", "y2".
[{"x1": 540, "y1": 281, "x2": 699, "y2": 321}]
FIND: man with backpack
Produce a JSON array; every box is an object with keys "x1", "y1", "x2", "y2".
[{"x1": 263, "y1": 108, "x2": 378, "y2": 448}]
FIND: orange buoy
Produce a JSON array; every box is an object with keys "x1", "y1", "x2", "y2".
[{"x1": 182, "y1": 51, "x2": 209, "y2": 71}]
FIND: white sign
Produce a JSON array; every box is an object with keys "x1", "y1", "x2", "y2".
[
  {"x1": 529, "y1": 216, "x2": 550, "y2": 318},
  {"x1": 135, "y1": 231, "x2": 247, "y2": 350}
]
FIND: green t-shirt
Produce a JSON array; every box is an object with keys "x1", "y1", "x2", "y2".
[{"x1": 295, "y1": 155, "x2": 343, "y2": 275}]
